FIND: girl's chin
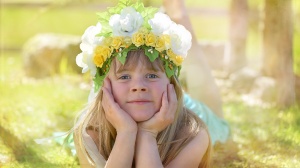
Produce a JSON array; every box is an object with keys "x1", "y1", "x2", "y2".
[{"x1": 129, "y1": 112, "x2": 155, "y2": 122}]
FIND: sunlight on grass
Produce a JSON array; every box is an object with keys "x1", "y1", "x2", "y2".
[
  {"x1": 224, "y1": 102, "x2": 300, "y2": 168},
  {"x1": 0, "y1": 51, "x2": 89, "y2": 167}
]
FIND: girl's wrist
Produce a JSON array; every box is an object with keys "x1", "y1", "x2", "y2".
[
  {"x1": 117, "y1": 126, "x2": 138, "y2": 135},
  {"x1": 137, "y1": 128, "x2": 158, "y2": 139}
]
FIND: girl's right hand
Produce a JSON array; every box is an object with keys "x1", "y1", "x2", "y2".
[{"x1": 102, "y1": 78, "x2": 137, "y2": 133}]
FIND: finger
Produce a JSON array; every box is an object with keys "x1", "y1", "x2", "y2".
[
  {"x1": 102, "y1": 85, "x2": 125, "y2": 114},
  {"x1": 102, "y1": 78, "x2": 113, "y2": 109},
  {"x1": 101, "y1": 87, "x2": 111, "y2": 111},
  {"x1": 103, "y1": 78, "x2": 112, "y2": 94},
  {"x1": 168, "y1": 84, "x2": 177, "y2": 106},
  {"x1": 168, "y1": 84, "x2": 177, "y2": 120},
  {"x1": 155, "y1": 92, "x2": 169, "y2": 119}
]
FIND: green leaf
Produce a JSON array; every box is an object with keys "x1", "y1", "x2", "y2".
[
  {"x1": 145, "y1": 48, "x2": 159, "y2": 62},
  {"x1": 93, "y1": 71, "x2": 106, "y2": 92},
  {"x1": 165, "y1": 62, "x2": 174, "y2": 78},
  {"x1": 177, "y1": 66, "x2": 181, "y2": 77},
  {"x1": 117, "y1": 52, "x2": 127, "y2": 64}
]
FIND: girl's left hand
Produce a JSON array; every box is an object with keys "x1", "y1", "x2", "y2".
[
  {"x1": 102, "y1": 78, "x2": 137, "y2": 133},
  {"x1": 137, "y1": 84, "x2": 177, "y2": 137}
]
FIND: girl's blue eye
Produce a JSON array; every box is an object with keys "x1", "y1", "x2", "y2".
[
  {"x1": 146, "y1": 74, "x2": 158, "y2": 79},
  {"x1": 119, "y1": 75, "x2": 130, "y2": 80}
]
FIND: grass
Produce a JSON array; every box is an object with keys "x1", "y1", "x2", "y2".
[
  {"x1": 216, "y1": 102, "x2": 300, "y2": 168},
  {"x1": 1, "y1": 50, "x2": 300, "y2": 167},
  {"x1": 0, "y1": 51, "x2": 88, "y2": 167}
]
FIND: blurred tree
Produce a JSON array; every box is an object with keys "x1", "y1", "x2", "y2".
[
  {"x1": 262, "y1": 0, "x2": 295, "y2": 107},
  {"x1": 227, "y1": 0, "x2": 248, "y2": 73}
]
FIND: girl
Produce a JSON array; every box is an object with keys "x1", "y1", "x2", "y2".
[
  {"x1": 72, "y1": 0, "x2": 228, "y2": 167},
  {"x1": 74, "y1": 50, "x2": 211, "y2": 167}
]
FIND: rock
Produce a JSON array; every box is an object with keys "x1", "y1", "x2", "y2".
[
  {"x1": 228, "y1": 67, "x2": 260, "y2": 94},
  {"x1": 22, "y1": 33, "x2": 81, "y2": 78},
  {"x1": 250, "y1": 76, "x2": 278, "y2": 102}
]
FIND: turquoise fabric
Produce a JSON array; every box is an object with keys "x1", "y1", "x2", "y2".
[{"x1": 184, "y1": 93, "x2": 230, "y2": 145}]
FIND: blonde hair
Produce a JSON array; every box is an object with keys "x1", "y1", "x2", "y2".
[{"x1": 74, "y1": 50, "x2": 211, "y2": 167}]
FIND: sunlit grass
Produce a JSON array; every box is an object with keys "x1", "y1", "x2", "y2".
[
  {"x1": 221, "y1": 102, "x2": 300, "y2": 168},
  {"x1": 0, "y1": 51, "x2": 89, "y2": 167}
]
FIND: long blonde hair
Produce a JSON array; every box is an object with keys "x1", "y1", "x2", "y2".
[{"x1": 74, "y1": 50, "x2": 211, "y2": 167}]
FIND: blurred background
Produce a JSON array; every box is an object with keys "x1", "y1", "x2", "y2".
[{"x1": 0, "y1": 0, "x2": 299, "y2": 167}]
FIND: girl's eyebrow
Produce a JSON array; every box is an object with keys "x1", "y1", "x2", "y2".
[
  {"x1": 115, "y1": 68, "x2": 161, "y2": 76},
  {"x1": 116, "y1": 67, "x2": 131, "y2": 74}
]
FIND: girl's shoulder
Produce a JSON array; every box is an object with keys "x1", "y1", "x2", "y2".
[
  {"x1": 167, "y1": 120, "x2": 210, "y2": 167},
  {"x1": 86, "y1": 125, "x2": 100, "y2": 148}
]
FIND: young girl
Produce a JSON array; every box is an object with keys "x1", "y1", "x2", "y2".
[{"x1": 72, "y1": 0, "x2": 223, "y2": 167}]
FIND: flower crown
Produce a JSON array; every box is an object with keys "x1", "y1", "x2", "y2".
[{"x1": 76, "y1": 0, "x2": 192, "y2": 92}]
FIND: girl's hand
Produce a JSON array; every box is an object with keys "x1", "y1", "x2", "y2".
[
  {"x1": 102, "y1": 78, "x2": 137, "y2": 133},
  {"x1": 138, "y1": 84, "x2": 177, "y2": 137}
]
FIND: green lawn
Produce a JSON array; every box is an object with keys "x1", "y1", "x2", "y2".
[{"x1": 0, "y1": 51, "x2": 87, "y2": 167}]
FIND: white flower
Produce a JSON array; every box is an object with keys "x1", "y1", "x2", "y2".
[
  {"x1": 109, "y1": 7, "x2": 143, "y2": 37},
  {"x1": 168, "y1": 23, "x2": 192, "y2": 57},
  {"x1": 148, "y1": 12, "x2": 172, "y2": 36},
  {"x1": 76, "y1": 22, "x2": 103, "y2": 76}
]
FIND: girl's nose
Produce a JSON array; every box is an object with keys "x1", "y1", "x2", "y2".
[{"x1": 131, "y1": 79, "x2": 148, "y2": 92}]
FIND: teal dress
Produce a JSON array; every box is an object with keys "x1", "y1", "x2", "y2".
[{"x1": 183, "y1": 94, "x2": 230, "y2": 145}]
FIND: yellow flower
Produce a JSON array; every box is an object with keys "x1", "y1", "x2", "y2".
[
  {"x1": 167, "y1": 49, "x2": 176, "y2": 59},
  {"x1": 132, "y1": 32, "x2": 144, "y2": 47},
  {"x1": 111, "y1": 36, "x2": 123, "y2": 49},
  {"x1": 155, "y1": 35, "x2": 168, "y2": 52},
  {"x1": 93, "y1": 45, "x2": 112, "y2": 67},
  {"x1": 173, "y1": 55, "x2": 184, "y2": 66},
  {"x1": 156, "y1": 35, "x2": 170, "y2": 52},
  {"x1": 121, "y1": 36, "x2": 132, "y2": 47},
  {"x1": 167, "y1": 49, "x2": 183, "y2": 66},
  {"x1": 103, "y1": 37, "x2": 113, "y2": 46},
  {"x1": 145, "y1": 32, "x2": 156, "y2": 47},
  {"x1": 161, "y1": 34, "x2": 170, "y2": 48},
  {"x1": 155, "y1": 37, "x2": 165, "y2": 52}
]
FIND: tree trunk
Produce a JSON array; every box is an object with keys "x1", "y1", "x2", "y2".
[
  {"x1": 262, "y1": 0, "x2": 295, "y2": 107},
  {"x1": 226, "y1": 0, "x2": 248, "y2": 73}
]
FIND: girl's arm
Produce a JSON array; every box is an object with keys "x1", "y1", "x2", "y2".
[
  {"x1": 135, "y1": 130, "x2": 164, "y2": 168},
  {"x1": 166, "y1": 129, "x2": 210, "y2": 168},
  {"x1": 135, "y1": 128, "x2": 209, "y2": 168},
  {"x1": 74, "y1": 131, "x2": 96, "y2": 168},
  {"x1": 135, "y1": 84, "x2": 176, "y2": 167},
  {"x1": 102, "y1": 78, "x2": 138, "y2": 168},
  {"x1": 105, "y1": 130, "x2": 137, "y2": 168},
  {"x1": 135, "y1": 84, "x2": 210, "y2": 167}
]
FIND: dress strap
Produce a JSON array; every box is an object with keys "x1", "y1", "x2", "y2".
[{"x1": 82, "y1": 123, "x2": 106, "y2": 168}]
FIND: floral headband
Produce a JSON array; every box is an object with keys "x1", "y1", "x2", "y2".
[{"x1": 76, "y1": 0, "x2": 192, "y2": 92}]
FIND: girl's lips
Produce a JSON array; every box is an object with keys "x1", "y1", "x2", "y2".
[{"x1": 127, "y1": 100, "x2": 151, "y2": 104}]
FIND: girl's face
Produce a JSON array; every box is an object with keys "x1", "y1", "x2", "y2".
[{"x1": 107, "y1": 53, "x2": 170, "y2": 122}]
